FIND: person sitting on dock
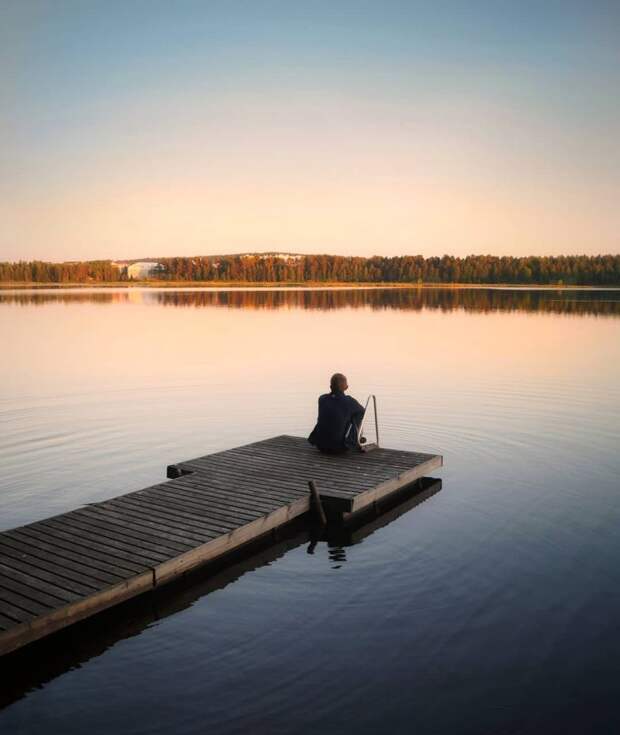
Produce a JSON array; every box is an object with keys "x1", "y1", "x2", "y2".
[{"x1": 308, "y1": 373, "x2": 366, "y2": 453}]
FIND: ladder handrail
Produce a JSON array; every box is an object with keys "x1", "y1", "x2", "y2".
[{"x1": 357, "y1": 394, "x2": 379, "y2": 448}]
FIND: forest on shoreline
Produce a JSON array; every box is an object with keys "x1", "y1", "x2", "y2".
[{"x1": 1, "y1": 253, "x2": 619, "y2": 286}]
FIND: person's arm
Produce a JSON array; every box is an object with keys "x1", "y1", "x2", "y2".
[
  {"x1": 342, "y1": 396, "x2": 366, "y2": 447},
  {"x1": 349, "y1": 396, "x2": 366, "y2": 421}
]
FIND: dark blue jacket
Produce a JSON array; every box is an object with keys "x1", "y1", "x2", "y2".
[{"x1": 308, "y1": 391, "x2": 365, "y2": 451}]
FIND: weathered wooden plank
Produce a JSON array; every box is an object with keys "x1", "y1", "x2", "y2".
[
  {"x1": 4, "y1": 528, "x2": 148, "y2": 579},
  {"x1": 72, "y1": 508, "x2": 194, "y2": 554},
  {"x1": 175, "y1": 466, "x2": 317, "y2": 503},
  {"x1": 231, "y1": 448, "x2": 410, "y2": 484},
  {"x1": 107, "y1": 496, "x2": 233, "y2": 536},
  {"x1": 164, "y1": 484, "x2": 285, "y2": 518},
  {"x1": 0, "y1": 586, "x2": 53, "y2": 616},
  {"x1": 0, "y1": 562, "x2": 81, "y2": 604},
  {"x1": 75, "y1": 503, "x2": 201, "y2": 553},
  {"x1": 99, "y1": 502, "x2": 224, "y2": 542},
  {"x1": 166, "y1": 478, "x2": 282, "y2": 513},
  {"x1": 111, "y1": 495, "x2": 239, "y2": 534},
  {"x1": 0, "y1": 598, "x2": 38, "y2": 624},
  {"x1": 0, "y1": 547, "x2": 107, "y2": 594},
  {"x1": 0, "y1": 537, "x2": 125, "y2": 587},
  {"x1": 124, "y1": 488, "x2": 261, "y2": 528},
  {"x1": 205, "y1": 460, "x2": 347, "y2": 491},
  {"x1": 170, "y1": 472, "x2": 278, "y2": 506},
  {"x1": 169, "y1": 463, "x2": 311, "y2": 496},
  {"x1": 0, "y1": 553, "x2": 100, "y2": 595},
  {"x1": 235, "y1": 450, "x2": 434, "y2": 488},
  {"x1": 185, "y1": 451, "x2": 383, "y2": 490},
  {"x1": 82, "y1": 505, "x2": 205, "y2": 547},
  {"x1": 41, "y1": 519, "x2": 170, "y2": 566},
  {"x1": 140, "y1": 487, "x2": 263, "y2": 524},
  {"x1": 43, "y1": 515, "x2": 175, "y2": 562},
  {"x1": 176, "y1": 452, "x2": 309, "y2": 480},
  {"x1": 0, "y1": 574, "x2": 70, "y2": 609},
  {"x1": 37, "y1": 519, "x2": 165, "y2": 567}
]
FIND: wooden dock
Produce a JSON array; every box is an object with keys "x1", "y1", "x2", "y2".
[{"x1": 0, "y1": 435, "x2": 442, "y2": 656}]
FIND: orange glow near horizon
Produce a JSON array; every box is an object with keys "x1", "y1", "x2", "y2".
[{"x1": 2, "y1": 3, "x2": 619, "y2": 261}]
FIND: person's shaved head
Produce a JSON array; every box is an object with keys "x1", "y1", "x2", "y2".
[{"x1": 330, "y1": 373, "x2": 348, "y2": 393}]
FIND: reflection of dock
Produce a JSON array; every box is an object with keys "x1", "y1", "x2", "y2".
[
  {"x1": 0, "y1": 435, "x2": 441, "y2": 656},
  {"x1": 329, "y1": 476, "x2": 442, "y2": 546},
  {"x1": 0, "y1": 477, "x2": 441, "y2": 709}
]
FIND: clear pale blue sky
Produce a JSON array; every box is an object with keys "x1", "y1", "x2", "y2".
[{"x1": 1, "y1": 1, "x2": 619, "y2": 261}]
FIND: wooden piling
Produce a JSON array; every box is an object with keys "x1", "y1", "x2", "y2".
[{"x1": 308, "y1": 481, "x2": 327, "y2": 526}]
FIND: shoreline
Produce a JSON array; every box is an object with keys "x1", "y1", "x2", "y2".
[{"x1": 1, "y1": 281, "x2": 619, "y2": 291}]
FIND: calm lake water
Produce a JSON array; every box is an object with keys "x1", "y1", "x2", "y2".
[{"x1": 1, "y1": 287, "x2": 619, "y2": 734}]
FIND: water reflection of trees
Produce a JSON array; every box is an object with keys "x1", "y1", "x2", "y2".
[
  {"x1": 1, "y1": 288, "x2": 619, "y2": 317},
  {"x1": 0, "y1": 292, "x2": 129, "y2": 307}
]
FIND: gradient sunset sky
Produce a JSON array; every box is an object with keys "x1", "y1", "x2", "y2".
[{"x1": 1, "y1": 1, "x2": 619, "y2": 262}]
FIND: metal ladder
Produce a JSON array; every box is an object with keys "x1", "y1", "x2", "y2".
[{"x1": 357, "y1": 394, "x2": 379, "y2": 452}]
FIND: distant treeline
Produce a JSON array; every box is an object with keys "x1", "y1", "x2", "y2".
[
  {"x1": 1, "y1": 254, "x2": 620, "y2": 285},
  {"x1": 0, "y1": 260, "x2": 119, "y2": 283}
]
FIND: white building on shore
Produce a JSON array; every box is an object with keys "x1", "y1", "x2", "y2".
[{"x1": 126, "y1": 261, "x2": 165, "y2": 280}]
